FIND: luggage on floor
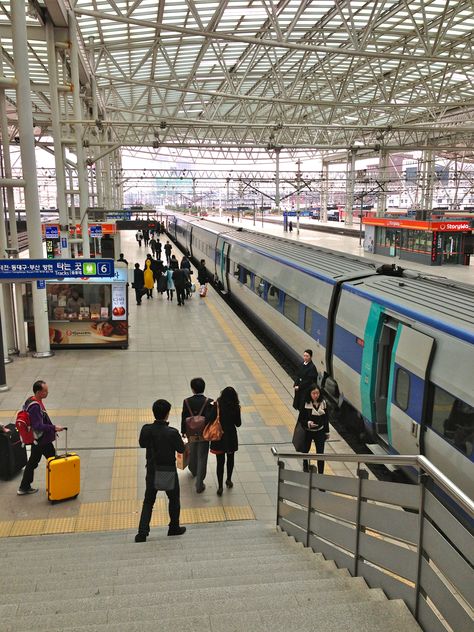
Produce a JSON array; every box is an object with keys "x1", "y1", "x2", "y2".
[
  {"x1": 176, "y1": 444, "x2": 190, "y2": 470},
  {"x1": 46, "y1": 428, "x2": 80, "y2": 502},
  {"x1": 199, "y1": 284, "x2": 207, "y2": 297},
  {"x1": 0, "y1": 423, "x2": 28, "y2": 481}
]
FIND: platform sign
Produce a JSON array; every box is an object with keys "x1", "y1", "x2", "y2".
[
  {"x1": 0, "y1": 259, "x2": 114, "y2": 280},
  {"x1": 45, "y1": 226, "x2": 59, "y2": 239},
  {"x1": 89, "y1": 225, "x2": 103, "y2": 238}
]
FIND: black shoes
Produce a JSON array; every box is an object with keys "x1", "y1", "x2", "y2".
[
  {"x1": 17, "y1": 487, "x2": 38, "y2": 496},
  {"x1": 217, "y1": 487, "x2": 223, "y2": 496},
  {"x1": 225, "y1": 480, "x2": 233, "y2": 488},
  {"x1": 168, "y1": 526, "x2": 186, "y2": 536},
  {"x1": 196, "y1": 484, "x2": 206, "y2": 493},
  {"x1": 134, "y1": 534, "x2": 147, "y2": 543}
]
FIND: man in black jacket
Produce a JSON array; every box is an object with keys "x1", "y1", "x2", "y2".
[
  {"x1": 135, "y1": 399, "x2": 186, "y2": 542},
  {"x1": 172, "y1": 268, "x2": 187, "y2": 306},
  {"x1": 181, "y1": 377, "x2": 213, "y2": 493}
]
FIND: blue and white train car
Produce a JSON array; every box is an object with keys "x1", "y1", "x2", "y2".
[{"x1": 167, "y1": 214, "x2": 474, "y2": 499}]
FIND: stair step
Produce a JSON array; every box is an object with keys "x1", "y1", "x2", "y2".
[
  {"x1": 5, "y1": 596, "x2": 420, "y2": 632},
  {"x1": 1, "y1": 541, "x2": 305, "y2": 566},
  {"x1": 0, "y1": 552, "x2": 333, "y2": 586},
  {"x1": 12, "y1": 575, "x2": 358, "y2": 618}
]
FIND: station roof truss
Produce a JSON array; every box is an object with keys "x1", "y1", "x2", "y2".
[{"x1": 1, "y1": 0, "x2": 474, "y2": 161}]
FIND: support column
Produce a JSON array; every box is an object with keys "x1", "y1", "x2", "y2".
[
  {"x1": 46, "y1": 20, "x2": 70, "y2": 257},
  {"x1": 377, "y1": 150, "x2": 389, "y2": 217},
  {"x1": 0, "y1": 40, "x2": 24, "y2": 355},
  {"x1": 296, "y1": 159, "x2": 301, "y2": 235},
  {"x1": 320, "y1": 160, "x2": 328, "y2": 222},
  {"x1": 11, "y1": 0, "x2": 52, "y2": 357},
  {"x1": 274, "y1": 147, "x2": 281, "y2": 228},
  {"x1": 69, "y1": 11, "x2": 90, "y2": 257},
  {"x1": 345, "y1": 149, "x2": 356, "y2": 227},
  {"x1": 421, "y1": 150, "x2": 435, "y2": 213},
  {"x1": 0, "y1": 193, "x2": 13, "y2": 362}
]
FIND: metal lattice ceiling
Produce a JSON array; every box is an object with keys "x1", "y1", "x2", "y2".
[{"x1": 1, "y1": 0, "x2": 474, "y2": 161}]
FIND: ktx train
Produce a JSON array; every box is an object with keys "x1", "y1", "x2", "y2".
[{"x1": 168, "y1": 215, "x2": 474, "y2": 498}]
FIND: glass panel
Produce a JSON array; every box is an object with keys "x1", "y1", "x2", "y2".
[
  {"x1": 394, "y1": 368, "x2": 410, "y2": 410},
  {"x1": 283, "y1": 294, "x2": 299, "y2": 325},
  {"x1": 254, "y1": 275, "x2": 265, "y2": 297},
  {"x1": 431, "y1": 386, "x2": 474, "y2": 456},
  {"x1": 304, "y1": 307, "x2": 313, "y2": 334},
  {"x1": 266, "y1": 284, "x2": 280, "y2": 309}
]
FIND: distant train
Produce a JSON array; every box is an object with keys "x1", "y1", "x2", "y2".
[{"x1": 168, "y1": 215, "x2": 474, "y2": 500}]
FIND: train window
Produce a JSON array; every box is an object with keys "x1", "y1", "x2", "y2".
[
  {"x1": 267, "y1": 284, "x2": 280, "y2": 310},
  {"x1": 394, "y1": 368, "x2": 410, "y2": 411},
  {"x1": 430, "y1": 386, "x2": 474, "y2": 456},
  {"x1": 283, "y1": 294, "x2": 299, "y2": 325},
  {"x1": 254, "y1": 275, "x2": 265, "y2": 298},
  {"x1": 304, "y1": 308, "x2": 313, "y2": 334}
]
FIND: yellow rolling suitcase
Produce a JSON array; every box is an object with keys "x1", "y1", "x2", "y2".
[{"x1": 46, "y1": 428, "x2": 80, "y2": 503}]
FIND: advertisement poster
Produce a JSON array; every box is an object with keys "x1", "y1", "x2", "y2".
[
  {"x1": 29, "y1": 321, "x2": 128, "y2": 348},
  {"x1": 111, "y1": 283, "x2": 127, "y2": 320},
  {"x1": 363, "y1": 224, "x2": 375, "y2": 253}
]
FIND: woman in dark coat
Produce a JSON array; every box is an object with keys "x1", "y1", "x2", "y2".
[
  {"x1": 297, "y1": 384, "x2": 329, "y2": 474},
  {"x1": 209, "y1": 387, "x2": 241, "y2": 496},
  {"x1": 292, "y1": 349, "x2": 318, "y2": 410}
]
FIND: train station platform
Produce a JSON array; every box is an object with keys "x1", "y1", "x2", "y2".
[
  {"x1": 0, "y1": 232, "x2": 356, "y2": 539},
  {"x1": 207, "y1": 214, "x2": 474, "y2": 285}
]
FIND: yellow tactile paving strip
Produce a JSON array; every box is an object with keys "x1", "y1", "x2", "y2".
[{"x1": 0, "y1": 505, "x2": 255, "y2": 538}]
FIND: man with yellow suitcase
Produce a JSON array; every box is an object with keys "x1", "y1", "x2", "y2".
[{"x1": 17, "y1": 380, "x2": 65, "y2": 496}]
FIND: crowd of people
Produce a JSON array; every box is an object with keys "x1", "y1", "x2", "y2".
[
  {"x1": 135, "y1": 377, "x2": 242, "y2": 542},
  {"x1": 127, "y1": 228, "x2": 209, "y2": 306}
]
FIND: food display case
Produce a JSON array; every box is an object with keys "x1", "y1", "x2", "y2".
[{"x1": 25, "y1": 268, "x2": 128, "y2": 349}]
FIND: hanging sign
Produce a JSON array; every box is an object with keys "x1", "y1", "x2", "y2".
[{"x1": 0, "y1": 259, "x2": 114, "y2": 280}]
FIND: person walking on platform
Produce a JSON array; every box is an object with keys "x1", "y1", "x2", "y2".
[
  {"x1": 180, "y1": 255, "x2": 191, "y2": 271},
  {"x1": 292, "y1": 349, "x2": 318, "y2": 410},
  {"x1": 172, "y1": 267, "x2": 187, "y2": 306},
  {"x1": 164, "y1": 240, "x2": 172, "y2": 264},
  {"x1": 169, "y1": 254, "x2": 179, "y2": 270},
  {"x1": 143, "y1": 259, "x2": 154, "y2": 299},
  {"x1": 18, "y1": 381, "x2": 65, "y2": 496},
  {"x1": 156, "y1": 239, "x2": 162, "y2": 261},
  {"x1": 149, "y1": 236, "x2": 157, "y2": 258},
  {"x1": 181, "y1": 378, "x2": 213, "y2": 493},
  {"x1": 135, "y1": 229, "x2": 143, "y2": 247},
  {"x1": 165, "y1": 266, "x2": 175, "y2": 301},
  {"x1": 143, "y1": 229, "x2": 150, "y2": 248},
  {"x1": 197, "y1": 259, "x2": 208, "y2": 294},
  {"x1": 297, "y1": 385, "x2": 329, "y2": 474},
  {"x1": 117, "y1": 253, "x2": 128, "y2": 265},
  {"x1": 209, "y1": 387, "x2": 242, "y2": 496},
  {"x1": 135, "y1": 399, "x2": 186, "y2": 542},
  {"x1": 132, "y1": 263, "x2": 145, "y2": 305}
]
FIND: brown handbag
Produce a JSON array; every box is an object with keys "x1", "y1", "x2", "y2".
[{"x1": 202, "y1": 402, "x2": 224, "y2": 442}]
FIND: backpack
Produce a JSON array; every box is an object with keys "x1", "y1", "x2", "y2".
[
  {"x1": 185, "y1": 398, "x2": 209, "y2": 437},
  {"x1": 15, "y1": 397, "x2": 43, "y2": 447}
]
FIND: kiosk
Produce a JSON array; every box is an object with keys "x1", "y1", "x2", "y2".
[{"x1": 363, "y1": 217, "x2": 473, "y2": 265}]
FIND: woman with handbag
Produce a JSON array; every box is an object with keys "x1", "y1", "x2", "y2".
[
  {"x1": 208, "y1": 387, "x2": 242, "y2": 496},
  {"x1": 297, "y1": 384, "x2": 329, "y2": 474}
]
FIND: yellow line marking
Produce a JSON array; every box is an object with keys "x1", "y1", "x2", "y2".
[{"x1": 0, "y1": 504, "x2": 255, "y2": 538}]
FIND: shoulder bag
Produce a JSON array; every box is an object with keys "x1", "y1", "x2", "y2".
[
  {"x1": 202, "y1": 402, "x2": 223, "y2": 442},
  {"x1": 154, "y1": 465, "x2": 176, "y2": 491}
]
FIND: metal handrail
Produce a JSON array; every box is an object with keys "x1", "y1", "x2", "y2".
[{"x1": 271, "y1": 447, "x2": 474, "y2": 518}]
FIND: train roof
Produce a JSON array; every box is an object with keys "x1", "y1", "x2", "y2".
[
  {"x1": 196, "y1": 219, "x2": 377, "y2": 281},
  {"x1": 345, "y1": 274, "x2": 474, "y2": 342}
]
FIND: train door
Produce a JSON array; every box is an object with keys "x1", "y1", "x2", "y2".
[
  {"x1": 373, "y1": 320, "x2": 398, "y2": 437},
  {"x1": 218, "y1": 241, "x2": 231, "y2": 291},
  {"x1": 386, "y1": 325, "x2": 434, "y2": 455}
]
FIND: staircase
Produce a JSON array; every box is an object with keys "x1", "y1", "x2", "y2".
[{"x1": 0, "y1": 522, "x2": 422, "y2": 632}]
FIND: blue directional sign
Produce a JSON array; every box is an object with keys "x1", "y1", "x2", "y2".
[
  {"x1": 0, "y1": 259, "x2": 114, "y2": 280},
  {"x1": 45, "y1": 226, "x2": 59, "y2": 239},
  {"x1": 90, "y1": 225, "x2": 103, "y2": 237}
]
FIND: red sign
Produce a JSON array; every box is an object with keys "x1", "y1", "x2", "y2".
[{"x1": 363, "y1": 217, "x2": 472, "y2": 232}]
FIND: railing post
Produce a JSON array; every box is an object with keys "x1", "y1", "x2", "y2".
[
  {"x1": 414, "y1": 469, "x2": 427, "y2": 620},
  {"x1": 306, "y1": 464, "x2": 314, "y2": 548},
  {"x1": 276, "y1": 460, "x2": 284, "y2": 528},
  {"x1": 354, "y1": 463, "x2": 368, "y2": 576}
]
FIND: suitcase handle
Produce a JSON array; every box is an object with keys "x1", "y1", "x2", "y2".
[{"x1": 55, "y1": 426, "x2": 69, "y2": 456}]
